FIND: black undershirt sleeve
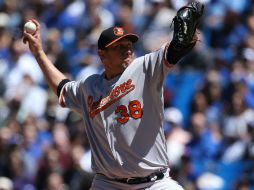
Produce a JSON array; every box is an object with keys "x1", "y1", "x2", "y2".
[
  {"x1": 57, "y1": 79, "x2": 70, "y2": 97},
  {"x1": 166, "y1": 42, "x2": 196, "y2": 65}
]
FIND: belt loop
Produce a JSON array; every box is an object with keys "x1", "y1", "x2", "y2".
[
  {"x1": 126, "y1": 177, "x2": 135, "y2": 183},
  {"x1": 149, "y1": 174, "x2": 158, "y2": 181}
]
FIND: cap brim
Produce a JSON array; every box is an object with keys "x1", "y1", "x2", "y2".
[{"x1": 105, "y1": 34, "x2": 139, "y2": 48}]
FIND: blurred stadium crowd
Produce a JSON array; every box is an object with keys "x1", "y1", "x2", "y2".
[{"x1": 0, "y1": 0, "x2": 254, "y2": 189}]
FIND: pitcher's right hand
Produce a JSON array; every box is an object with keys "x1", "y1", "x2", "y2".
[{"x1": 23, "y1": 19, "x2": 44, "y2": 56}]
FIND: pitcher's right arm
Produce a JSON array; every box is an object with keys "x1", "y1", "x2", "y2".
[{"x1": 23, "y1": 19, "x2": 68, "y2": 96}]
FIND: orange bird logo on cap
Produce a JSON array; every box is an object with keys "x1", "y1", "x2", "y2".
[{"x1": 113, "y1": 27, "x2": 124, "y2": 36}]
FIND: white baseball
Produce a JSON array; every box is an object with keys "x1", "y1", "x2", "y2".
[{"x1": 24, "y1": 21, "x2": 37, "y2": 34}]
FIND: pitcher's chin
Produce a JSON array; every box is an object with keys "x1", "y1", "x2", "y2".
[{"x1": 123, "y1": 58, "x2": 133, "y2": 67}]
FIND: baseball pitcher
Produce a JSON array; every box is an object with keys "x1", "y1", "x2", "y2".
[{"x1": 23, "y1": 2, "x2": 204, "y2": 190}]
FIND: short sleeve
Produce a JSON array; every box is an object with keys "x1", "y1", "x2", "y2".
[
  {"x1": 59, "y1": 80, "x2": 85, "y2": 113},
  {"x1": 142, "y1": 43, "x2": 174, "y2": 87}
]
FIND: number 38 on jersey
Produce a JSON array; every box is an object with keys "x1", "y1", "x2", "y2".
[{"x1": 115, "y1": 100, "x2": 143, "y2": 124}]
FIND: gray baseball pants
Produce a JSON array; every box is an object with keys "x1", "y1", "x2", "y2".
[{"x1": 89, "y1": 170, "x2": 184, "y2": 190}]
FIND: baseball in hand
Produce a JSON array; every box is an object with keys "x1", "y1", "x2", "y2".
[{"x1": 24, "y1": 21, "x2": 37, "y2": 34}]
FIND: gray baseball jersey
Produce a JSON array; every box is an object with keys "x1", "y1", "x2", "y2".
[{"x1": 59, "y1": 44, "x2": 173, "y2": 179}]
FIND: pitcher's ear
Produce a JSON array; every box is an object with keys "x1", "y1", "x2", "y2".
[
  {"x1": 98, "y1": 49, "x2": 105, "y2": 57},
  {"x1": 98, "y1": 49, "x2": 106, "y2": 61}
]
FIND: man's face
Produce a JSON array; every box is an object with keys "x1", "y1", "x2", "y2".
[{"x1": 102, "y1": 38, "x2": 134, "y2": 69}]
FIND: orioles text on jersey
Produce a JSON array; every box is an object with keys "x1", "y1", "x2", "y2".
[{"x1": 88, "y1": 79, "x2": 135, "y2": 118}]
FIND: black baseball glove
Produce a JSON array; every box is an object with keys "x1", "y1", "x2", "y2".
[{"x1": 167, "y1": 2, "x2": 204, "y2": 64}]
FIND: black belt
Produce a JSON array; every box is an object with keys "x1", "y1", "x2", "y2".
[{"x1": 115, "y1": 169, "x2": 167, "y2": 184}]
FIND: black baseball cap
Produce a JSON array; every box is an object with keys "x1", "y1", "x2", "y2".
[{"x1": 98, "y1": 26, "x2": 139, "y2": 50}]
